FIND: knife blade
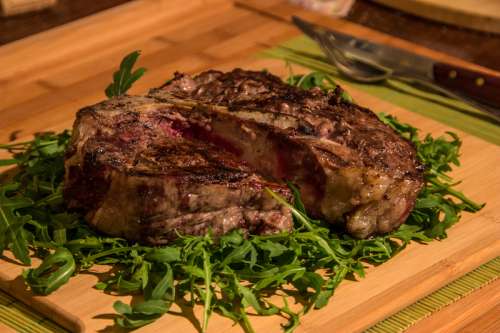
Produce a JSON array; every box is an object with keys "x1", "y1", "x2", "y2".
[
  {"x1": 292, "y1": 16, "x2": 500, "y2": 110},
  {"x1": 292, "y1": 16, "x2": 433, "y2": 80}
]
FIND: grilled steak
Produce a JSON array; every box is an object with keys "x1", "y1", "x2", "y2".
[
  {"x1": 64, "y1": 69, "x2": 423, "y2": 242},
  {"x1": 64, "y1": 96, "x2": 293, "y2": 245},
  {"x1": 149, "y1": 69, "x2": 424, "y2": 238}
]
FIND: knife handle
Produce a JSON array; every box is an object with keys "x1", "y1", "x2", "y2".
[{"x1": 433, "y1": 62, "x2": 500, "y2": 108}]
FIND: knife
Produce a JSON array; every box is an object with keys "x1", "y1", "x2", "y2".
[{"x1": 292, "y1": 16, "x2": 500, "y2": 110}]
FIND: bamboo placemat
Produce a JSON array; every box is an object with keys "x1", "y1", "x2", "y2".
[
  {"x1": 0, "y1": 291, "x2": 67, "y2": 333},
  {"x1": 366, "y1": 256, "x2": 500, "y2": 332}
]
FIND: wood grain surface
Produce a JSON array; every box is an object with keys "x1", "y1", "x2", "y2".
[
  {"x1": 373, "y1": 0, "x2": 500, "y2": 34},
  {"x1": 3, "y1": 0, "x2": 500, "y2": 73},
  {"x1": 0, "y1": 0, "x2": 499, "y2": 332}
]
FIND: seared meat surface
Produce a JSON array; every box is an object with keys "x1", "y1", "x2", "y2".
[
  {"x1": 64, "y1": 69, "x2": 423, "y2": 242},
  {"x1": 64, "y1": 96, "x2": 292, "y2": 245},
  {"x1": 151, "y1": 69, "x2": 424, "y2": 238}
]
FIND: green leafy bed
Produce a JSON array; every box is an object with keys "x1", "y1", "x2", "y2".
[{"x1": 0, "y1": 52, "x2": 484, "y2": 332}]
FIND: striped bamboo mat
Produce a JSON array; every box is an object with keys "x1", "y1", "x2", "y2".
[
  {"x1": 0, "y1": 292, "x2": 67, "y2": 333},
  {"x1": 0, "y1": 256, "x2": 498, "y2": 332},
  {"x1": 366, "y1": 256, "x2": 500, "y2": 332}
]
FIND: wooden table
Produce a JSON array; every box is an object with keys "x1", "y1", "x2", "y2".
[
  {"x1": 2, "y1": 0, "x2": 500, "y2": 71},
  {"x1": 0, "y1": 0, "x2": 499, "y2": 332}
]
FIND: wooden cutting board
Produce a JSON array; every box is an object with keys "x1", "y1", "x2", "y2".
[
  {"x1": 0, "y1": 0, "x2": 499, "y2": 332},
  {"x1": 373, "y1": 0, "x2": 500, "y2": 34}
]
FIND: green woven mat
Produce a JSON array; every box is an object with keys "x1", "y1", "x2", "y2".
[
  {"x1": 366, "y1": 256, "x2": 500, "y2": 332},
  {"x1": 0, "y1": 291, "x2": 67, "y2": 333},
  {"x1": 262, "y1": 36, "x2": 500, "y2": 145},
  {"x1": 0, "y1": 257, "x2": 498, "y2": 332}
]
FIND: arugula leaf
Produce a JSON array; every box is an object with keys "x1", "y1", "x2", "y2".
[
  {"x1": 235, "y1": 276, "x2": 278, "y2": 316},
  {"x1": 291, "y1": 271, "x2": 324, "y2": 312},
  {"x1": 150, "y1": 264, "x2": 175, "y2": 301},
  {"x1": 105, "y1": 50, "x2": 147, "y2": 98},
  {"x1": 0, "y1": 159, "x2": 17, "y2": 166},
  {"x1": 287, "y1": 72, "x2": 332, "y2": 89},
  {"x1": 23, "y1": 247, "x2": 75, "y2": 294},
  {"x1": 145, "y1": 247, "x2": 180, "y2": 263},
  {"x1": 113, "y1": 300, "x2": 132, "y2": 315},
  {"x1": 0, "y1": 184, "x2": 33, "y2": 265},
  {"x1": 254, "y1": 239, "x2": 288, "y2": 258},
  {"x1": 132, "y1": 299, "x2": 169, "y2": 315},
  {"x1": 114, "y1": 299, "x2": 168, "y2": 329},
  {"x1": 113, "y1": 263, "x2": 175, "y2": 329},
  {"x1": 287, "y1": 71, "x2": 353, "y2": 103},
  {"x1": 314, "y1": 265, "x2": 349, "y2": 308}
]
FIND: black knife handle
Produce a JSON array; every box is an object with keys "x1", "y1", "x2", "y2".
[{"x1": 433, "y1": 62, "x2": 500, "y2": 109}]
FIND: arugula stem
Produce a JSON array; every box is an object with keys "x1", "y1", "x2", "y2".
[
  {"x1": 265, "y1": 189, "x2": 314, "y2": 232},
  {"x1": 265, "y1": 189, "x2": 343, "y2": 265},
  {"x1": 271, "y1": 298, "x2": 300, "y2": 333},
  {"x1": 239, "y1": 306, "x2": 256, "y2": 333},
  {"x1": 85, "y1": 246, "x2": 144, "y2": 262},
  {"x1": 296, "y1": 233, "x2": 342, "y2": 264},
  {"x1": 32, "y1": 241, "x2": 59, "y2": 249},
  {"x1": 0, "y1": 140, "x2": 62, "y2": 150},
  {"x1": 202, "y1": 247, "x2": 212, "y2": 333},
  {"x1": 0, "y1": 141, "x2": 34, "y2": 149},
  {"x1": 35, "y1": 192, "x2": 62, "y2": 207},
  {"x1": 428, "y1": 178, "x2": 484, "y2": 211}
]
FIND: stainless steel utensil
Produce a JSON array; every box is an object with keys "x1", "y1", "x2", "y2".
[{"x1": 292, "y1": 16, "x2": 500, "y2": 121}]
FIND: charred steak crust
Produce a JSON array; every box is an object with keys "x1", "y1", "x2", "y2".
[
  {"x1": 64, "y1": 69, "x2": 423, "y2": 243},
  {"x1": 150, "y1": 69, "x2": 424, "y2": 238},
  {"x1": 64, "y1": 96, "x2": 293, "y2": 245}
]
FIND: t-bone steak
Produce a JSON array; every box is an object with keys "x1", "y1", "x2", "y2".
[{"x1": 64, "y1": 69, "x2": 424, "y2": 243}]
